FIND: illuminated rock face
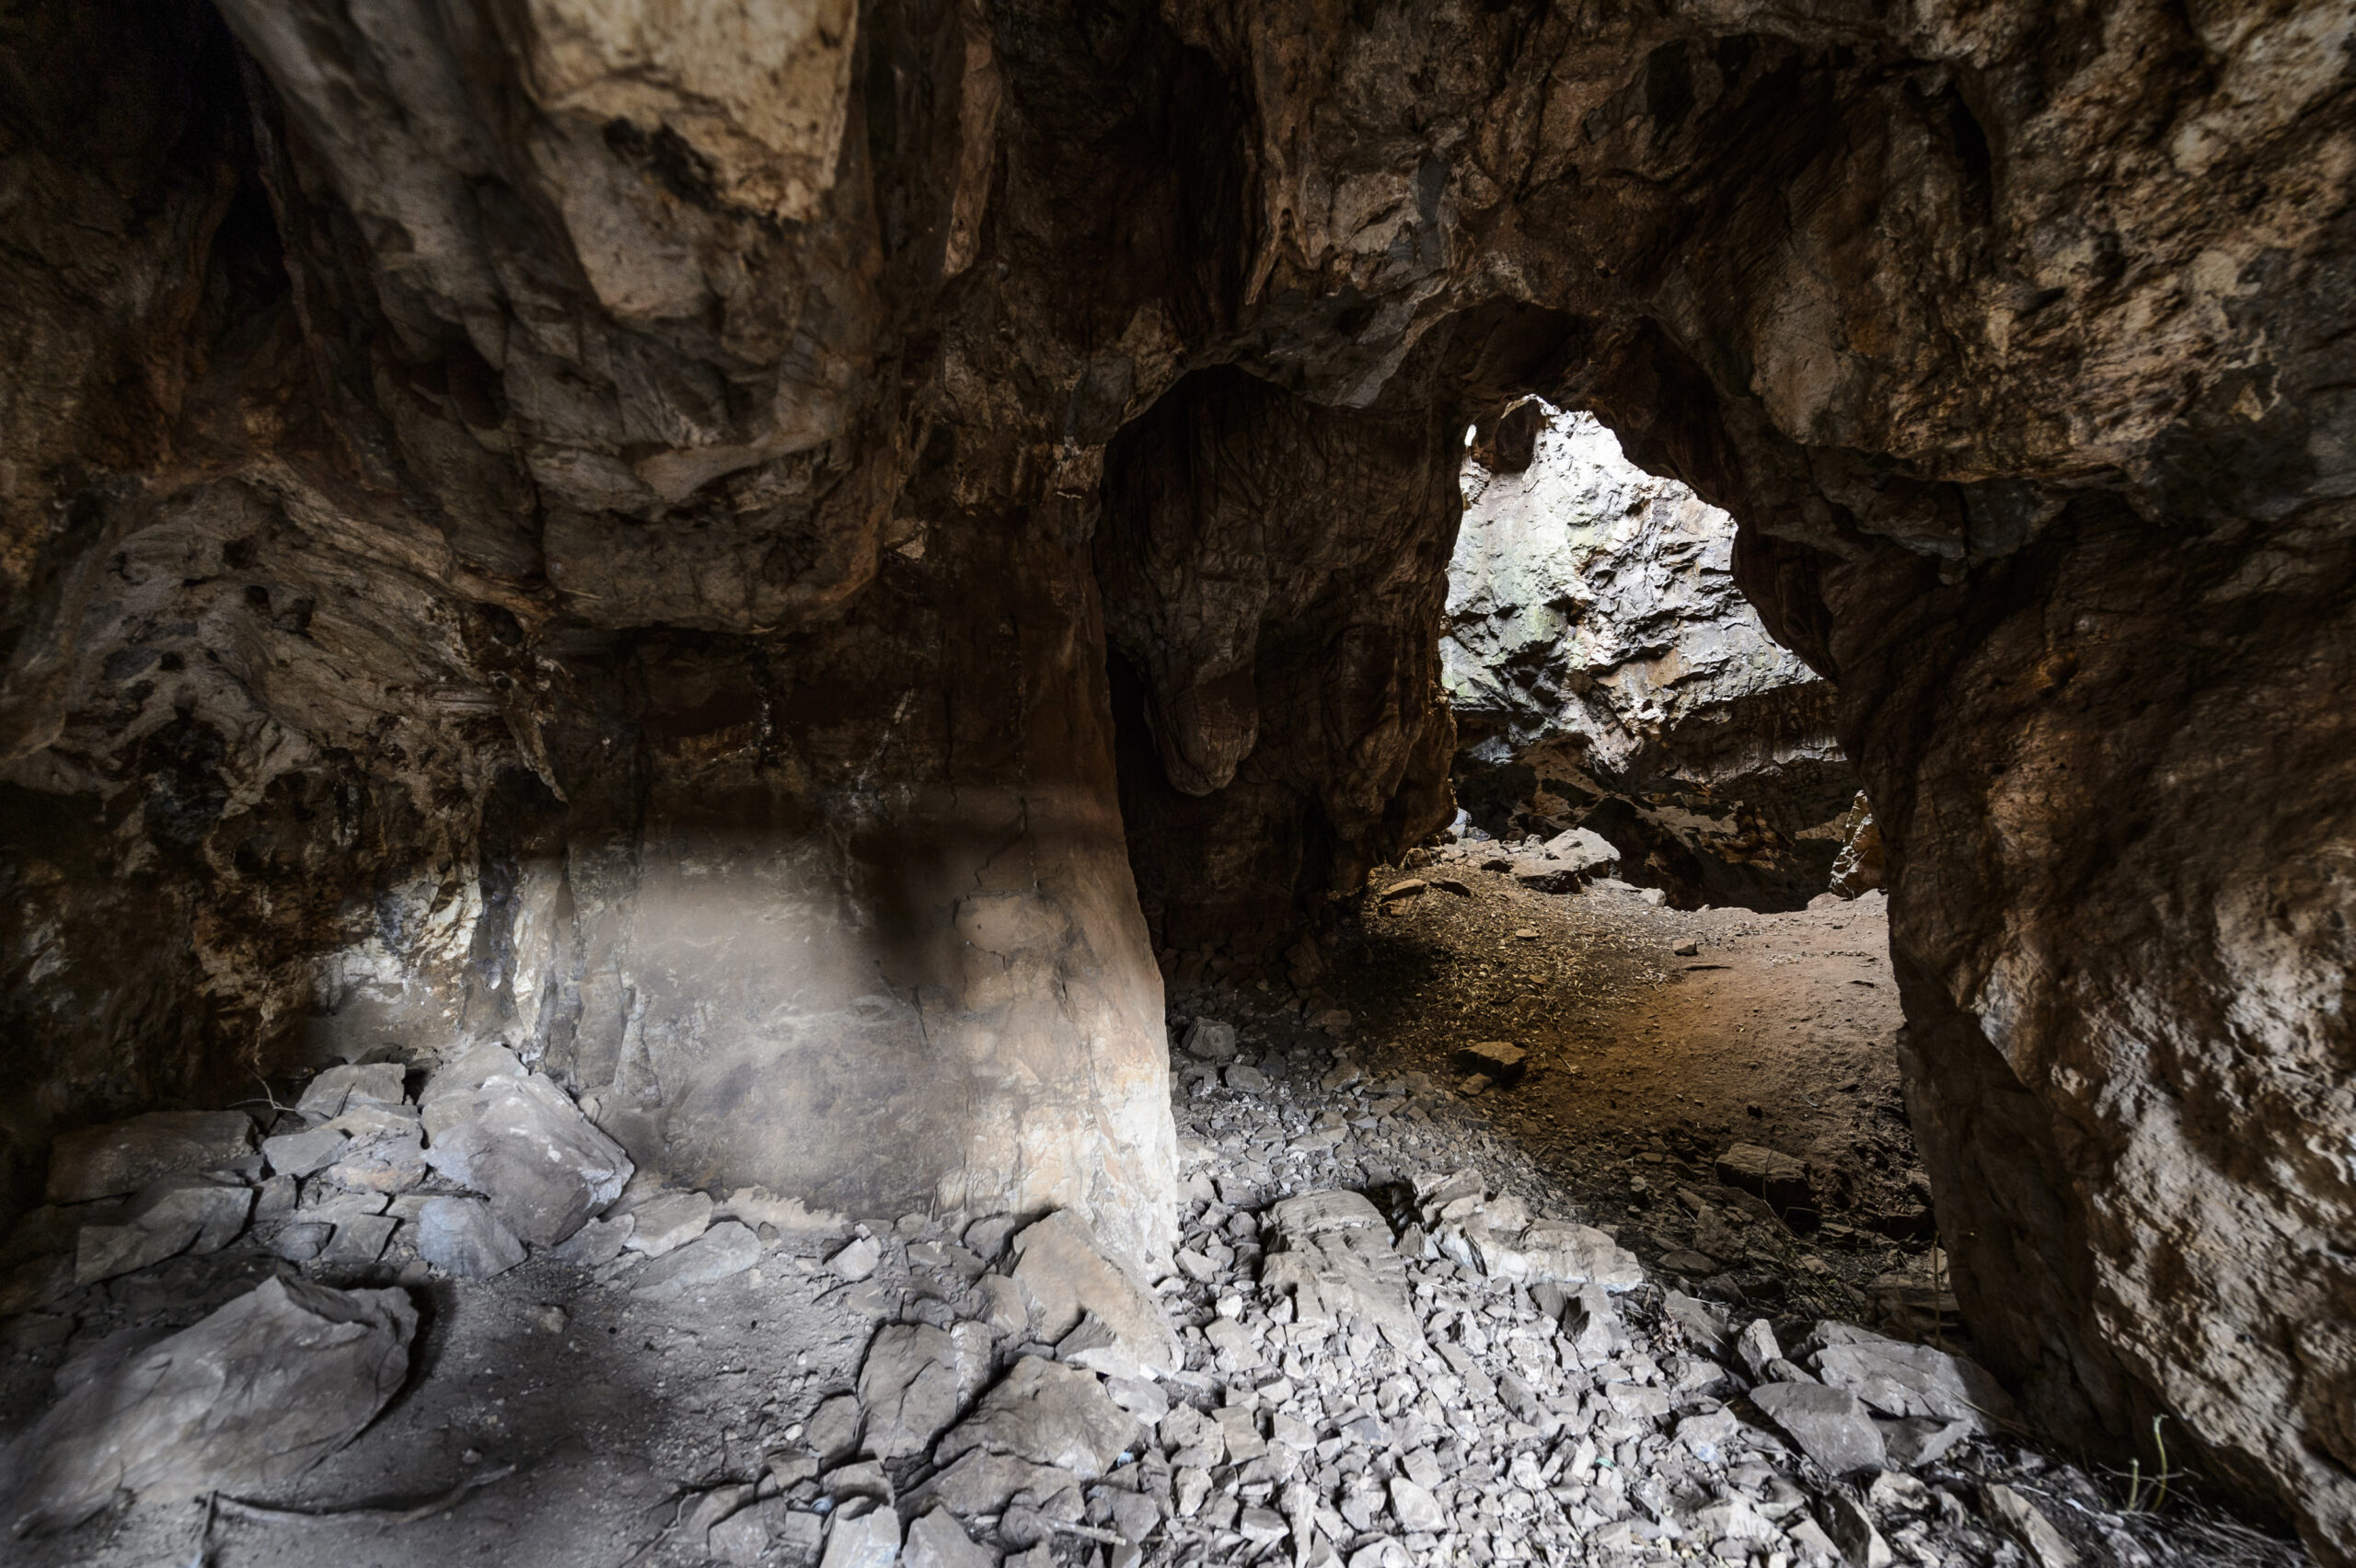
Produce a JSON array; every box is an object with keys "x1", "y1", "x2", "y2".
[
  {"x1": 2, "y1": 3, "x2": 2353, "y2": 1553},
  {"x1": 1445, "y1": 403, "x2": 1859, "y2": 905}
]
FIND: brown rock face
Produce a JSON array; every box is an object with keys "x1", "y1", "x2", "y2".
[{"x1": 1, "y1": 1, "x2": 2351, "y2": 1553}]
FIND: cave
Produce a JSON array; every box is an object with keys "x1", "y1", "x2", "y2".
[{"x1": 1, "y1": 2, "x2": 2350, "y2": 1564}]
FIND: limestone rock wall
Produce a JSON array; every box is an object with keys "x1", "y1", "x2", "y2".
[
  {"x1": 1449, "y1": 403, "x2": 1831, "y2": 799},
  {"x1": 1445, "y1": 401, "x2": 1860, "y2": 905},
  {"x1": 0, "y1": 1, "x2": 2351, "y2": 1553},
  {"x1": 0, "y1": 0, "x2": 1184, "y2": 1264}
]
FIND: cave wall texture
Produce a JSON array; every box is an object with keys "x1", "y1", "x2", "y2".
[
  {"x1": 1446, "y1": 399, "x2": 1862, "y2": 909},
  {"x1": 1, "y1": 0, "x2": 2351, "y2": 1555}
]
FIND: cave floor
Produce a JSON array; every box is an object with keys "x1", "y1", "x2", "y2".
[
  {"x1": 1307, "y1": 853, "x2": 1926, "y2": 1260},
  {"x1": 0, "y1": 876, "x2": 2313, "y2": 1568}
]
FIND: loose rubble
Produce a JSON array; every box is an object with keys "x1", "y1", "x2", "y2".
[{"x1": 0, "y1": 986, "x2": 2313, "y2": 1567}]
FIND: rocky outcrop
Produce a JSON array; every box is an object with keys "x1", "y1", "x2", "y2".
[
  {"x1": 1445, "y1": 401, "x2": 1860, "y2": 907},
  {"x1": 1448, "y1": 404, "x2": 1847, "y2": 820},
  {"x1": 0, "y1": 1, "x2": 2350, "y2": 1554}
]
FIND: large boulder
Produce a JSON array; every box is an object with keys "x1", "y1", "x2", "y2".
[
  {"x1": 421, "y1": 1053, "x2": 631, "y2": 1249},
  {"x1": 0, "y1": 1275, "x2": 415, "y2": 1533}
]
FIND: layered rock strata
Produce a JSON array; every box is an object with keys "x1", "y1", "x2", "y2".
[{"x1": 0, "y1": 2, "x2": 2350, "y2": 1554}]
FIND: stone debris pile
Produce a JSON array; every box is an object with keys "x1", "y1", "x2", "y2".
[
  {"x1": 0, "y1": 999, "x2": 2297, "y2": 1568},
  {"x1": 584, "y1": 1090, "x2": 2054, "y2": 1568},
  {"x1": 0, "y1": 1044, "x2": 659, "y2": 1309}
]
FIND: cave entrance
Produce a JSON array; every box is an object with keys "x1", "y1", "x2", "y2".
[
  {"x1": 1099, "y1": 365, "x2": 1939, "y2": 1332},
  {"x1": 1444, "y1": 397, "x2": 1877, "y2": 916}
]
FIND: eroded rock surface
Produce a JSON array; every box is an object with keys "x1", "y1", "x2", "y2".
[
  {"x1": 1448, "y1": 403, "x2": 1859, "y2": 907},
  {"x1": 0, "y1": 0, "x2": 2350, "y2": 1553}
]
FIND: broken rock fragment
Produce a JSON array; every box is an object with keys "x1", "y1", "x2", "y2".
[
  {"x1": 72, "y1": 1177, "x2": 254, "y2": 1286},
  {"x1": 549, "y1": 1211, "x2": 634, "y2": 1266},
  {"x1": 1715, "y1": 1143, "x2": 1813, "y2": 1214},
  {"x1": 46, "y1": 1112, "x2": 257, "y2": 1204},
  {"x1": 1180, "y1": 1018, "x2": 1239, "y2": 1059},
  {"x1": 1260, "y1": 1190, "x2": 1418, "y2": 1348},
  {"x1": 828, "y1": 1234, "x2": 883, "y2": 1281},
  {"x1": 294, "y1": 1062, "x2": 408, "y2": 1122},
  {"x1": 1452, "y1": 1041, "x2": 1528, "y2": 1086},
  {"x1": 415, "y1": 1196, "x2": 527, "y2": 1279},
  {"x1": 1413, "y1": 1170, "x2": 1642, "y2": 1289},
  {"x1": 933, "y1": 1355, "x2": 1138, "y2": 1477},
  {"x1": 620, "y1": 1188, "x2": 714, "y2": 1257},
  {"x1": 858, "y1": 1323, "x2": 964, "y2": 1458},
  {"x1": 261, "y1": 1126, "x2": 347, "y2": 1178},
  {"x1": 632, "y1": 1221, "x2": 760, "y2": 1297},
  {"x1": 1749, "y1": 1381, "x2": 1888, "y2": 1475},
  {"x1": 419, "y1": 1057, "x2": 630, "y2": 1248},
  {"x1": 905, "y1": 1506, "x2": 995, "y2": 1568},
  {"x1": 819, "y1": 1504, "x2": 902, "y2": 1568},
  {"x1": 0, "y1": 1275, "x2": 414, "y2": 1533},
  {"x1": 1982, "y1": 1482, "x2": 2082, "y2": 1568},
  {"x1": 1809, "y1": 1322, "x2": 2015, "y2": 1432},
  {"x1": 906, "y1": 1448, "x2": 1084, "y2": 1519},
  {"x1": 1010, "y1": 1210, "x2": 1181, "y2": 1376},
  {"x1": 1511, "y1": 828, "x2": 1620, "y2": 893}
]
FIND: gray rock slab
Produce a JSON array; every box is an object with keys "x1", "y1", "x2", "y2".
[
  {"x1": 708, "y1": 1501, "x2": 777, "y2": 1567},
  {"x1": 0, "y1": 1275, "x2": 414, "y2": 1533},
  {"x1": 1452, "y1": 1041, "x2": 1529, "y2": 1086},
  {"x1": 1180, "y1": 1018, "x2": 1237, "y2": 1059},
  {"x1": 421, "y1": 1070, "x2": 630, "y2": 1247},
  {"x1": 417, "y1": 1043, "x2": 525, "y2": 1138},
  {"x1": 933, "y1": 1355, "x2": 1137, "y2": 1477},
  {"x1": 73, "y1": 1220, "x2": 196, "y2": 1286},
  {"x1": 856, "y1": 1323, "x2": 962, "y2": 1458},
  {"x1": 1467, "y1": 1216, "x2": 1643, "y2": 1290},
  {"x1": 1389, "y1": 1477, "x2": 1446, "y2": 1533},
  {"x1": 819, "y1": 1505, "x2": 901, "y2": 1568},
  {"x1": 1749, "y1": 1381, "x2": 1888, "y2": 1475},
  {"x1": 904, "y1": 1447, "x2": 1084, "y2": 1517},
  {"x1": 47, "y1": 1112, "x2": 257, "y2": 1204},
  {"x1": 1811, "y1": 1325, "x2": 2015, "y2": 1432},
  {"x1": 1736, "y1": 1318, "x2": 1782, "y2": 1379},
  {"x1": 416, "y1": 1196, "x2": 527, "y2": 1279},
  {"x1": 631, "y1": 1220, "x2": 760, "y2": 1297},
  {"x1": 905, "y1": 1505, "x2": 995, "y2": 1568},
  {"x1": 621, "y1": 1189, "x2": 713, "y2": 1257},
  {"x1": 1715, "y1": 1143, "x2": 1813, "y2": 1212},
  {"x1": 804, "y1": 1393, "x2": 864, "y2": 1466},
  {"x1": 828, "y1": 1235, "x2": 882, "y2": 1281},
  {"x1": 321, "y1": 1214, "x2": 398, "y2": 1264},
  {"x1": 1878, "y1": 1414, "x2": 1971, "y2": 1468},
  {"x1": 549, "y1": 1212, "x2": 634, "y2": 1267},
  {"x1": 1982, "y1": 1482, "x2": 2081, "y2": 1568},
  {"x1": 294, "y1": 1062, "x2": 408, "y2": 1122},
  {"x1": 262, "y1": 1128, "x2": 348, "y2": 1178},
  {"x1": 318, "y1": 1134, "x2": 427, "y2": 1195},
  {"x1": 264, "y1": 1221, "x2": 331, "y2": 1262},
  {"x1": 1010, "y1": 1210, "x2": 1181, "y2": 1377},
  {"x1": 132, "y1": 1176, "x2": 253, "y2": 1253},
  {"x1": 1261, "y1": 1190, "x2": 1419, "y2": 1349}
]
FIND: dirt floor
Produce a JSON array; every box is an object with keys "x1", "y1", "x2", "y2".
[{"x1": 1333, "y1": 851, "x2": 1922, "y2": 1230}]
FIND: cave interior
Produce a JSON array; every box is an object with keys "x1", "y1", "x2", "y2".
[{"x1": 1, "y1": 1, "x2": 2352, "y2": 1564}]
